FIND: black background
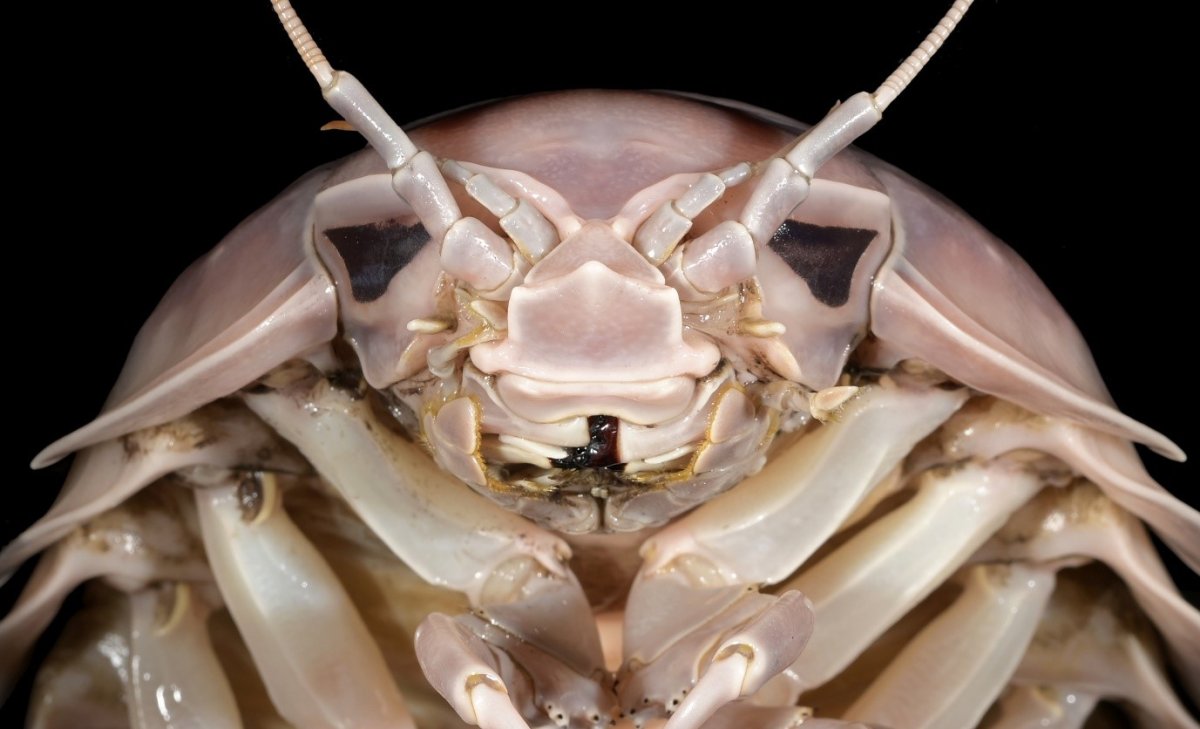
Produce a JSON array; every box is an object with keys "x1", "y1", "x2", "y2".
[{"x1": 3, "y1": 0, "x2": 1195, "y2": 722}]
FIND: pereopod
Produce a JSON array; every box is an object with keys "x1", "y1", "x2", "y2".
[{"x1": 4, "y1": 1, "x2": 1195, "y2": 729}]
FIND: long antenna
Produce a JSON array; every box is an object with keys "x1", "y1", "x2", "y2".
[
  {"x1": 788, "y1": 0, "x2": 976, "y2": 179},
  {"x1": 271, "y1": 0, "x2": 334, "y2": 88},
  {"x1": 874, "y1": 0, "x2": 974, "y2": 111},
  {"x1": 741, "y1": 1, "x2": 975, "y2": 244},
  {"x1": 268, "y1": 1, "x2": 461, "y2": 239}
]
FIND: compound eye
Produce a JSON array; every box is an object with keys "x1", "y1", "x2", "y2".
[
  {"x1": 753, "y1": 180, "x2": 892, "y2": 389},
  {"x1": 324, "y1": 220, "x2": 431, "y2": 302},
  {"x1": 768, "y1": 219, "x2": 877, "y2": 307},
  {"x1": 312, "y1": 173, "x2": 447, "y2": 388}
]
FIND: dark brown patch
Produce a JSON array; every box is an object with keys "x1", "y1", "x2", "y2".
[
  {"x1": 120, "y1": 433, "x2": 141, "y2": 458},
  {"x1": 327, "y1": 369, "x2": 365, "y2": 399},
  {"x1": 768, "y1": 219, "x2": 877, "y2": 307},
  {"x1": 248, "y1": 359, "x2": 325, "y2": 393},
  {"x1": 236, "y1": 474, "x2": 264, "y2": 523},
  {"x1": 552, "y1": 415, "x2": 622, "y2": 470},
  {"x1": 324, "y1": 220, "x2": 431, "y2": 302}
]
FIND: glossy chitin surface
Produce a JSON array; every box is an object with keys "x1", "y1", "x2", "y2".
[{"x1": 2, "y1": 90, "x2": 1196, "y2": 729}]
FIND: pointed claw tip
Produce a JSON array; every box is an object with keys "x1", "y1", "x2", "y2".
[
  {"x1": 712, "y1": 642, "x2": 754, "y2": 664},
  {"x1": 153, "y1": 583, "x2": 192, "y2": 637}
]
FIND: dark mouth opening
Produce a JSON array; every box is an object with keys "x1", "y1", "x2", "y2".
[{"x1": 551, "y1": 414, "x2": 623, "y2": 470}]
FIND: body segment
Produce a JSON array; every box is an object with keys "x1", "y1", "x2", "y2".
[{"x1": 4, "y1": 2, "x2": 1195, "y2": 724}]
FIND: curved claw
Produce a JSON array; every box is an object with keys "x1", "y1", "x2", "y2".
[
  {"x1": 0, "y1": 486, "x2": 208, "y2": 699},
  {"x1": 415, "y1": 613, "x2": 528, "y2": 728},
  {"x1": 619, "y1": 579, "x2": 812, "y2": 728},
  {"x1": 663, "y1": 656, "x2": 745, "y2": 729},
  {"x1": 663, "y1": 592, "x2": 812, "y2": 729},
  {"x1": 471, "y1": 683, "x2": 537, "y2": 729},
  {"x1": 4, "y1": 401, "x2": 301, "y2": 584},
  {"x1": 128, "y1": 584, "x2": 242, "y2": 729},
  {"x1": 195, "y1": 472, "x2": 414, "y2": 729},
  {"x1": 416, "y1": 613, "x2": 617, "y2": 729}
]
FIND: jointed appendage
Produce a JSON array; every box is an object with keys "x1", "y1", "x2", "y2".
[
  {"x1": 242, "y1": 370, "x2": 609, "y2": 727},
  {"x1": 195, "y1": 471, "x2": 416, "y2": 728},
  {"x1": 7, "y1": 1, "x2": 1199, "y2": 727},
  {"x1": 620, "y1": 372, "x2": 1198, "y2": 726}
]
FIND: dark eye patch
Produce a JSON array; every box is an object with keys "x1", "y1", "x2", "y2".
[
  {"x1": 324, "y1": 220, "x2": 431, "y2": 302},
  {"x1": 768, "y1": 219, "x2": 878, "y2": 307}
]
